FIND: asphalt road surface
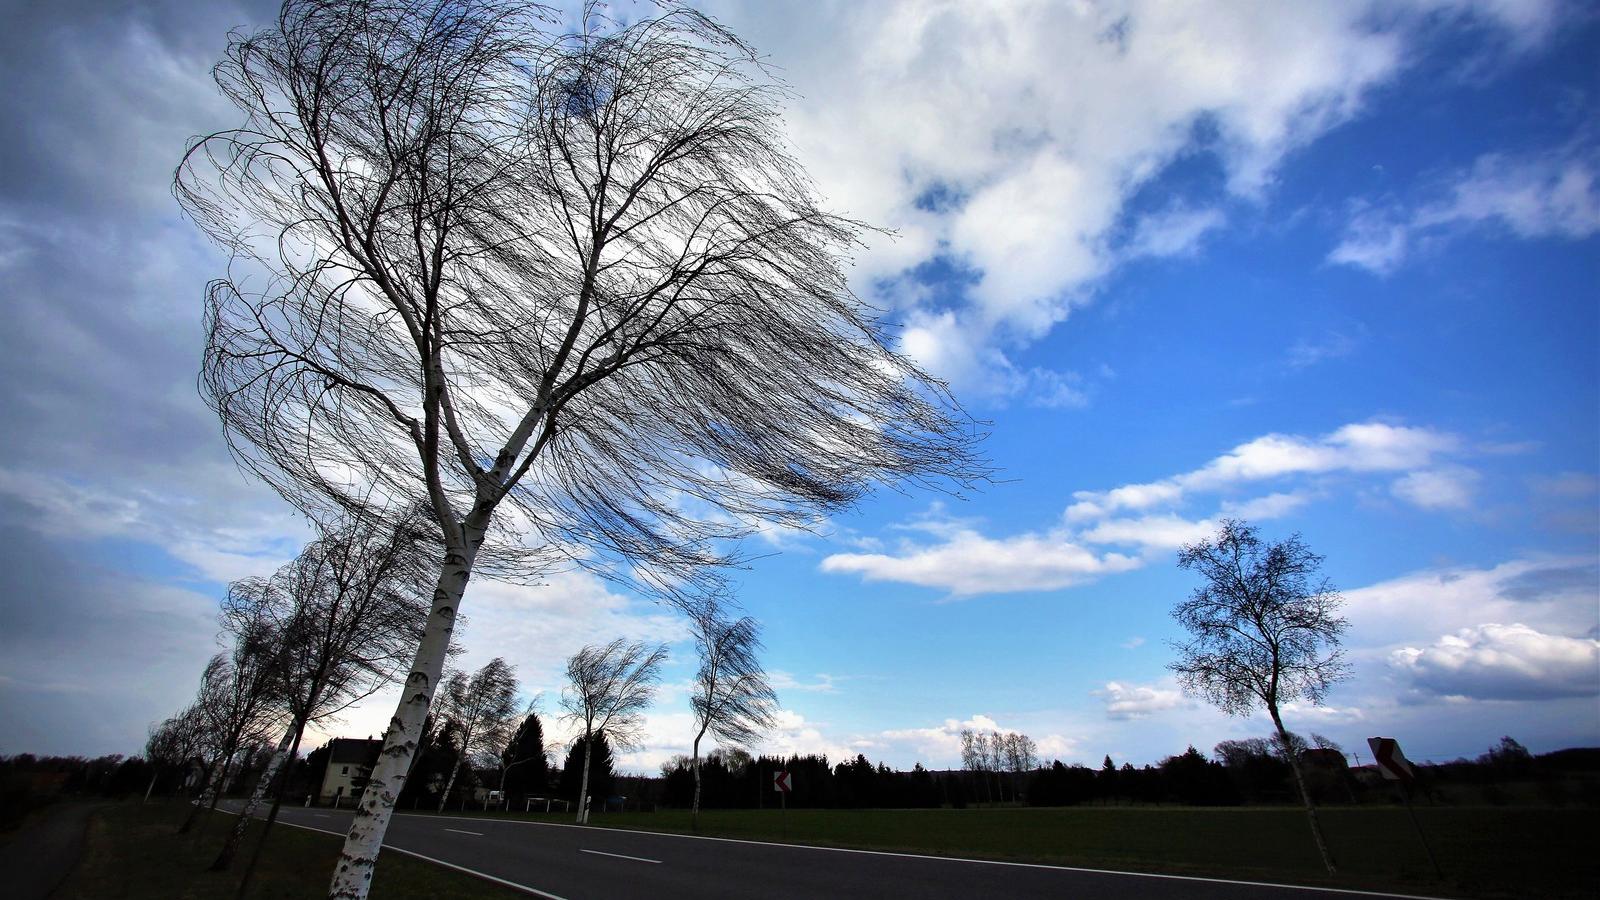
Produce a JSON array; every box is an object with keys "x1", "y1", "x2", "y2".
[{"x1": 240, "y1": 804, "x2": 1449, "y2": 900}]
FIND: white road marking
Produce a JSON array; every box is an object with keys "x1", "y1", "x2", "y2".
[
  {"x1": 579, "y1": 848, "x2": 662, "y2": 865},
  {"x1": 408, "y1": 812, "x2": 1460, "y2": 900},
  {"x1": 444, "y1": 828, "x2": 485, "y2": 836},
  {"x1": 215, "y1": 807, "x2": 572, "y2": 900},
  {"x1": 312, "y1": 813, "x2": 330, "y2": 818}
]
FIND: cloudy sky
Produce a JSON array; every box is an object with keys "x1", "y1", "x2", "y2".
[{"x1": 1, "y1": 0, "x2": 1596, "y2": 774}]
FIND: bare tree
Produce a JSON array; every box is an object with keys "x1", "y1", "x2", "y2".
[
  {"x1": 177, "y1": 3, "x2": 978, "y2": 893},
  {"x1": 1170, "y1": 519, "x2": 1349, "y2": 875},
  {"x1": 144, "y1": 706, "x2": 206, "y2": 803},
  {"x1": 435, "y1": 658, "x2": 520, "y2": 811},
  {"x1": 957, "y1": 729, "x2": 991, "y2": 805},
  {"x1": 211, "y1": 512, "x2": 432, "y2": 881},
  {"x1": 179, "y1": 599, "x2": 284, "y2": 835},
  {"x1": 687, "y1": 597, "x2": 776, "y2": 827},
  {"x1": 561, "y1": 639, "x2": 666, "y2": 823}
]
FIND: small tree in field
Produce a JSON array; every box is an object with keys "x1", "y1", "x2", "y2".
[
  {"x1": 687, "y1": 598, "x2": 776, "y2": 827},
  {"x1": 177, "y1": 3, "x2": 979, "y2": 894},
  {"x1": 1170, "y1": 519, "x2": 1348, "y2": 874},
  {"x1": 561, "y1": 640, "x2": 666, "y2": 823}
]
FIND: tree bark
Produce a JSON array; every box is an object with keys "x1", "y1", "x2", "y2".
[
  {"x1": 211, "y1": 725, "x2": 295, "y2": 870},
  {"x1": 690, "y1": 731, "x2": 703, "y2": 830},
  {"x1": 576, "y1": 733, "x2": 593, "y2": 825},
  {"x1": 179, "y1": 754, "x2": 231, "y2": 834},
  {"x1": 437, "y1": 747, "x2": 466, "y2": 813},
  {"x1": 328, "y1": 539, "x2": 473, "y2": 900},
  {"x1": 236, "y1": 724, "x2": 308, "y2": 899},
  {"x1": 1271, "y1": 705, "x2": 1338, "y2": 875}
]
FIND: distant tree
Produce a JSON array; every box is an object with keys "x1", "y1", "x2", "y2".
[
  {"x1": 499, "y1": 709, "x2": 551, "y2": 802},
  {"x1": 179, "y1": 604, "x2": 283, "y2": 835},
  {"x1": 1170, "y1": 519, "x2": 1349, "y2": 874},
  {"x1": 958, "y1": 729, "x2": 988, "y2": 804},
  {"x1": 435, "y1": 658, "x2": 520, "y2": 811},
  {"x1": 561, "y1": 640, "x2": 666, "y2": 822},
  {"x1": 1481, "y1": 736, "x2": 1535, "y2": 778},
  {"x1": 143, "y1": 707, "x2": 205, "y2": 802},
  {"x1": 687, "y1": 598, "x2": 776, "y2": 827},
  {"x1": 212, "y1": 512, "x2": 433, "y2": 875}
]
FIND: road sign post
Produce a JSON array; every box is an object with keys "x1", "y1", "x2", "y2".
[
  {"x1": 774, "y1": 770, "x2": 791, "y2": 838},
  {"x1": 1367, "y1": 737, "x2": 1442, "y2": 879}
]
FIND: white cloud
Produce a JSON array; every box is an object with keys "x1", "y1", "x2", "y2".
[
  {"x1": 1343, "y1": 556, "x2": 1598, "y2": 646},
  {"x1": 1331, "y1": 144, "x2": 1600, "y2": 274},
  {"x1": 1096, "y1": 681, "x2": 1189, "y2": 720},
  {"x1": 827, "y1": 421, "x2": 1471, "y2": 596},
  {"x1": 1390, "y1": 623, "x2": 1600, "y2": 700},
  {"x1": 1219, "y1": 491, "x2": 1315, "y2": 520},
  {"x1": 821, "y1": 527, "x2": 1140, "y2": 596},
  {"x1": 1078, "y1": 514, "x2": 1215, "y2": 551},
  {"x1": 1391, "y1": 466, "x2": 1481, "y2": 510},
  {"x1": 1071, "y1": 421, "x2": 1458, "y2": 520},
  {"x1": 700, "y1": 0, "x2": 1557, "y2": 401}
]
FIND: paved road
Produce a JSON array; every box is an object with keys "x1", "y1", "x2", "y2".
[
  {"x1": 0, "y1": 802, "x2": 101, "y2": 900},
  {"x1": 235, "y1": 804, "x2": 1449, "y2": 900}
]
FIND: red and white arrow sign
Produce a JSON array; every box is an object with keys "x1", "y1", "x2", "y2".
[
  {"x1": 1367, "y1": 736, "x2": 1415, "y2": 783},
  {"x1": 773, "y1": 770, "x2": 791, "y2": 793}
]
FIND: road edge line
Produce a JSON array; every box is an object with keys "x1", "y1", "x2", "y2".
[{"x1": 219, "y1": 807, "x2": 572, "y2": 900}]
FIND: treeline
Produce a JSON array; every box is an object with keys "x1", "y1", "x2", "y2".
[{"x1": 654, "y1": 736, "x2": 1600, "y2": 810}]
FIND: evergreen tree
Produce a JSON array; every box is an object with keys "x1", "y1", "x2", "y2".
[
  {"x1": 558, "y1": 734, "x2": 615, "y2": 807},
  {"x1": 500, "y1": 713, "x2": 551, "y2": 800}
]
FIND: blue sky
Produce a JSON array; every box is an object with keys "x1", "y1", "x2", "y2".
[{"x1": 1, "y1": 0, "x2": 1595, "y2": 773}]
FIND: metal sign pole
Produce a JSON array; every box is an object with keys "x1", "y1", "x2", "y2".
[{"x1": 1399, "y1": 781, "x2": 1443, "y2": 879}]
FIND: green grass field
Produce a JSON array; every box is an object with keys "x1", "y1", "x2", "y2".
[
  {"x1": 439, "y1": 803, "x2": 1599, "y2": 900},
  {"x1": 55, "y1": 801, "x2": 522, "y2": 899}
]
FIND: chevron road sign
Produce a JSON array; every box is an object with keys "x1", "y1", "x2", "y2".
[
  {"x1": 773, "y1": 770, "x2": 792, "y2": 793},
  {"x1": 1367, "y1": 736, "x2": 1416, "y2": 784}
]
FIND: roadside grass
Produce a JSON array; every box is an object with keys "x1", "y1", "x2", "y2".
[
  {"x1": 55, "y1": 800, "x2": 523, "y2": 899},
  {"x1": 428, "y1": 803, "x2": 1599, "y2": 900}
]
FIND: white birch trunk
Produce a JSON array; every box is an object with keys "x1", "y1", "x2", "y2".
[
  {"x1": 437, "y1": 733, "x2": 470, "y2": 813},
  {"x1": 690, "y1": 732, "x2": 703, "y2": 828},
  {"x1": 212, "y1": 725, "x2": 295, "y2": 869},
  {"x1": 576, "y1": 735, "x2": 593, "y2": 824},
  {"x1": 328, "y1": 538, "x2": 474, "y2": 900}
]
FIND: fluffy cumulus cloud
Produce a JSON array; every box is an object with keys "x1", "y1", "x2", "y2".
[
  {"x1": 703, "y1": 0, "x2": 1555, "y2": 404},
  {"x1": 1330, "y1": 143, "x2": 1600, "y2": 275},
  {"x1": 823, "y1": 420, "x2": 1473, "y2": 596},
  {"x1": 1097, "y1": 681, "x2": 1189, "y2": 720},
  {"x1": 1390, "y1": 623, "x2": 1600, "y2": 700}
]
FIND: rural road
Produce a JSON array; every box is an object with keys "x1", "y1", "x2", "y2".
[{"x1": 232, "y1": 803, "x2": 1449, "y2": 900}]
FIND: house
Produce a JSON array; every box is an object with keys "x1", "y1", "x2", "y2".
[{"x1": 318, "y1": 737, "x2": 383, "y2": 806}]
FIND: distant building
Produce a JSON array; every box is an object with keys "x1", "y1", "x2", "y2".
[{"x1": 318, "y1": 737, "x2": 383, "y2": 805}]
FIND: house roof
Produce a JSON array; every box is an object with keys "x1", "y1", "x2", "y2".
[{"x1": 326, "y1": 738, "x2": 383, "y2": 766}]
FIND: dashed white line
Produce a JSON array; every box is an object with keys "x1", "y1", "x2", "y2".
[
  {"x1": 444, "y1": 827, "x2": 485, "y2": 836},
  {"x1": 580, "y1": 848, "x2": 662, "y2": 865}
]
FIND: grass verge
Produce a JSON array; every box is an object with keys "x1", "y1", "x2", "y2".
[
  {"x1": 426, "y1": 803, "x2": 1598, "y2": 900},
  {"x1": 54, "y1": 800, "x2": 526, "y2": 899}
]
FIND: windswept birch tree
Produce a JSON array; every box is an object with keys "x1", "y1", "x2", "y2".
[
  {"x1": 561, "y1": 640, "x2": 666, "y2": 823},
  {"x1": 176, "y1": 2, "x2": 979, "y2": 895},
  {"x1": 687, "y1": 598, "x2": 775, "y2": 827},
  {"x1": 143, "y1": 706, "x2": 206, "y2": 802},
  {"x1": 211, "y1": 511, "x2": 432, "y2": 878},
  {"x1": 1170, "y1": 519, "x2": 1349, "y2": 875},
  {"x1": 434, "y1": 657, "x2": 520, "y2": 810},
  {"x1": 179, "y1": 600, "x2": 284, "y2": 835}
]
